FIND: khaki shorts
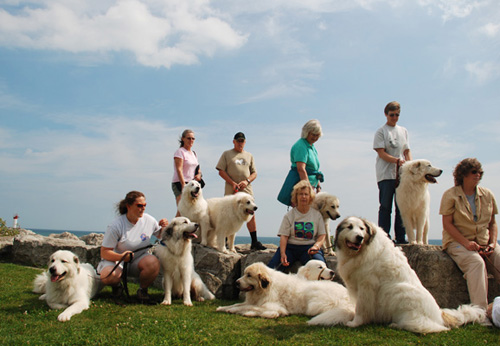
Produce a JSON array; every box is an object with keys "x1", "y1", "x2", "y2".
[{"x1": 97, "y1": 252, "x2": 152, "y2": 278}]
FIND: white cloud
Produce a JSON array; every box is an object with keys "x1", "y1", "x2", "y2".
[
  {"x1": 479, "y1": 22, "x2": 500, "y2": 37},
  {"x1": 0, "y1": 0, "x2": 247, "y2": 68},
  {"x1": 418, "y1": 0, "x2": 486, "y2": 21},
  {"x1": 465, "y1": 60, "x2": 500, "y2": 84}
]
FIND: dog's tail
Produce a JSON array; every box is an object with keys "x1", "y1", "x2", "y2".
[
  {"x1": 441, "y1": 304, "x2": 486, "y2": 328},
  {"x1": 33, "y1": 272, "x2": 48, "y2": 294}
]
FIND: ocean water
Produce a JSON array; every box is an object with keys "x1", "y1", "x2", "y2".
[{"x1": 28, "y1": 228, "x2": 442, "y2": 246}]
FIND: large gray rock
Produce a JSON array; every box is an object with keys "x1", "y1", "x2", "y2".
[{"x1": 11, "y1": 233, "x2": 101, "y2": 267}]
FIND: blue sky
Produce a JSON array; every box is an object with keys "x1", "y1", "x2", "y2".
[{"x1": 1, "y1": 0, "x2": 499, "y2": 241}]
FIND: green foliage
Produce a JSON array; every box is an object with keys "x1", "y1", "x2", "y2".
[
  {"x1": 0, "y1": 218, "x2": 20, "y2": 236},
  {"x1": 1, "y1": 262, "x2": 499, "y2": 345}
]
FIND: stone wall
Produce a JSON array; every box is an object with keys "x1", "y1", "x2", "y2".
[{"x1": 1, "y1": 231, "x2": 499, "y2": 308}]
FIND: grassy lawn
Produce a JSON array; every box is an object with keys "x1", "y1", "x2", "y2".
[{"x1": 1, "y1": 262, "x2": 499, "y2": 345}]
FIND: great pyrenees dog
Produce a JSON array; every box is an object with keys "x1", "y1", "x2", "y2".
[
  {"x1": 216, "y1": 262, "x2": 354, "y2": 324},
  {"x1": 311, "y1": 192, "x2": 341, "y2": 256},
  {"x1": 333, "y1": 216, "x2": 486, "y2": 333},
  {"x1": 297, "y1": 259, "x2": 336, "y2": 281},
  {"x1": 177, "y1": 180, "x2": 211, "y2": 245},
  {"x1": 32, "y1": 250, "x2": 101, "y2": 322},
  {"x1": 396, "y1": 159, "x2": 443, "y2": 244},
  {"x1": 154, "y1": 217, "x2": 215, "y2": 306},
  {"x1": 206, "y1": 192, "x2": 257, "y2": 253}
]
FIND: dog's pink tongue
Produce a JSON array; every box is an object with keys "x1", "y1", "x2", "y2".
[{"x1": 51, "y1": 275, "x2": 61, "y2": 282}]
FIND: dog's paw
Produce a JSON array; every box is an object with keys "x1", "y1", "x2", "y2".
[
  {"x1": 160, "y1": 300, "x2": 172, "y2": 306},
  {"x1": 327, "y1": 250, "x2": 336, "y2": 256},
  {"x1": 57, "y1": 312, "x2": 72, "y2": 322},
  {"x1": 183, "y1": 300, "x2": 193, "y2": 307}
]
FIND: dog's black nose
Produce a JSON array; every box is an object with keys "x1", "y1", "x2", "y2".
[
  {"x1": 49, "y1": 267, "x2": 56, "y2": 274},
  {"x1": 356, "y1": 235, "x2": 364, "y2": 243},
  {"x1": 235, "y1": 281, "x2": 240, "y2": 288},
  {"x1": 253, "y1": 206, "x2": 258, "y2": 211}
]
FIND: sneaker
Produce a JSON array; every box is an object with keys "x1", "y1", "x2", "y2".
[
  {"x1": 251, "y1": 241, "x2": 266, "y2": 251},
  {"x1": 136, "y1": 288, "x2": 151, "y2": 303},
  {"x1": 395, "y1": 239, "x2": 409, "y2": 245},
  {"x1": 112, "y1": 282, "x2": 123, "y2": 298}
]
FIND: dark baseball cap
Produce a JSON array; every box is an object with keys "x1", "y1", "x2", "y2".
[{"x1": 234, "y1": 132, "x2": 246, "y2": 140}]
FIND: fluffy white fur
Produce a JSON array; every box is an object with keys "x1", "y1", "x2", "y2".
[
  {"x1": 206, "y1": 192, "x2": 257, "y2": 253},
  {"x1": 177, "y1": 180, "x2": 211, "y2": 245},
  {"x1": 154, "y1": 217, "x2": 215, "y2": 306},
  {"x1": 297, "y1": 259, "x2": 335, "y2": 281},
  {"x1": 32, "y1": 250, "x2": 101, "y2": 322},
  {"x1": 311, "y1": 192, "x2": 341, "y2": 255},
  {"x1": 333, "y1": 216, "x2": 486, "y2": 333},
  {"x1": 216, "y1": 262, "x2": 354, "y2": 324},
  {"x1": 396, "y1": 159, "x2": 443, "y2": 244}
]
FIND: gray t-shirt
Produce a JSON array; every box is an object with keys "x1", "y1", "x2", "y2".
[
  {"x1": 373, "y1": 124, "x2": 410, "y2": 182},
  {"x1": 277, "y1": 208, "x2": 325, "y2": 246}
]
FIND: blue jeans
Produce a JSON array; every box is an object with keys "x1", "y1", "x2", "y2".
[
  {"x1": 268, "y1": 243, "x2": 326, "y2": 272},
  {"x1": 378, "y1": 179, "x2": 406, "y2": 242}
]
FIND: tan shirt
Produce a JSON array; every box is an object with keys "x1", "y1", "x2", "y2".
[
  {"x1": 440, "y1": 185, "x2": 498, "y2": 249},
  {"x1": 216, "y1": 149, "x2": 256, "y2": 196}
]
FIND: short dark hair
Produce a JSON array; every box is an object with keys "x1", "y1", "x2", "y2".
[
  {"x1": 384, "y1": 101, "x2": 401, "y2": 115},
  {"x1": 453, "y1": 158, "x2": 483, "y2": 186},
  {"x1": 116, "y1": 191, "x2": 145, "y2": 215}
]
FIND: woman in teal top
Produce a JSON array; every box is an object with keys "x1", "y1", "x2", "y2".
[
  {"x1": 290, "y1": 120, "x2": 322, "y2": 190},
  {"x1": 278, "y1": 119, "x2": 324, "y2": 206}
]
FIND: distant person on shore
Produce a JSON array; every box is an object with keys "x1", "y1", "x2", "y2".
[
  {"x1": 440, "y1": 158, "x2": 500, "y2": 309},
  {"x1": 269, "y1": 180, "x2": 326, "y2": 272},
  {"x1": 172, "y1": 129, "x2": 203, "y2": 216},
  {"x1": 216, "y1": 132, "x2": 266, "y2": 250},
  {"x1": 277, "y1": 119, "x2": 324, "y2": 206},
  {"x1": 97, "y1": 191, "x2": 168, "y2": 303},
  {"x1": 373, "y1": 101, "x2": 411, "y2": 244}
]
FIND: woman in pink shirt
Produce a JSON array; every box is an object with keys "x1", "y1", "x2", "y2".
[{"x1": 172, "y1": 129, "x2": 203, "y2": 214}]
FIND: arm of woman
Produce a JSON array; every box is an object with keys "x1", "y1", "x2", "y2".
[
  {"x1": 100, "y1": 247, "x2": 134, "y2": 263},
  {"x1": 174, "y1": 157, "x2": 185, "y2": 186},
  {"x1": 279, "y1": 235, "x2": 290, "y2": 267},
  {"x1": 485, "y1": 214, "x2": 498, "y2": 254},
  {"x1": 296, "y1": 161, "x2": 309, "y2": 181},
  {"x1": 442, "y1": 214, "x2": 481, "y2": 251},
  {"x1": 308, "y1": 234, "x2": 326, "y2": 254}
]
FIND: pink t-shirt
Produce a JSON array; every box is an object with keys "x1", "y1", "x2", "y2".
[{"x1": 172, "y1": 147, "x2": 199, "y2": 183}]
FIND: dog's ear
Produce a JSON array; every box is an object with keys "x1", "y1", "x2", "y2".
[
  {"x1": 163, "y1": 224, "x2": 174, "y2": 239},
  {"x1": 334, "y1": 219, "x2": 348, "y2": 250},
  {"x1": 73, "y1": 255, "x2": 80, "y2": 273},
  {"x1": 362, "y1": 218, "x2": 377, "y2": 244},
  {"x1": 409, "y1": 161, "x2": 421, "y2": 175},
  {"x1": 258, "y1": 274, "x2": 270, "y2": 289}
]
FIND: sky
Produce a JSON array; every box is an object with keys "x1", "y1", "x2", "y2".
[{"x1": 0, "y1": 0, "x2": 499, "y2": 241}]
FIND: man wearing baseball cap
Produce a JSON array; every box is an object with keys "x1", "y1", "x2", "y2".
[{"x1": 216, "y1": 132, "x2": 266, "y2": 250}]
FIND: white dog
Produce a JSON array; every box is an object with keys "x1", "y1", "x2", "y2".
[
  {"x1": 332, "y1": 216, "x2": 486, "y2": 333},
  {"x1": 154, "y1": 217, "x2": 215, "y2": 306},
  {"x1": 33, "y1": 250, "x2": 101, "y2": 322},
  {"x1": 396, "y1": 159, "x2": 442, "y2": 244},
  {"x1": 177, "y1": 180, "x2": 211, "y2": 245},
  {"x1": 206, "y1": 192, "x2": 257, "y2": 253},
  {"x1": 216, "y1": 262, "x2": 354, "y2": 324},
  {"x1": 297, "y1": 259, "x2": 336, "y2": 281},
  {"x1": 311, "y1": 192, "x2": 341, "y2": 255}
]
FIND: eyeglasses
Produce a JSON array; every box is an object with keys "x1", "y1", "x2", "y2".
[
  {"x1": 236, "y1": 139, "x2": 245, "y2": 143},
  {"x1": 470, "y1": 170, "x2": 484, "y2": 175},
  {"x1": 185, "y1": 137, "x2": 195, "y2": 140},
  {"x1": 388, "y1": 113, "x2": 400, "y2": 117},
  {"x1": 135, "y1": 203, "x2": 147, "y2": 208}
]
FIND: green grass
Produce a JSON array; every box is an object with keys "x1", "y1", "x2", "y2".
[{"x1": 1, "y1": 262, "x2": 499, "y2": 345}]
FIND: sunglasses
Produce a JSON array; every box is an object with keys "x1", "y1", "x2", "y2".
[
  {"x1": 470, "y1": 170, "x2": 484, "y2": 175},
  {"x1": 135, "y1": 203, "x2": 147, "y2": 208},
  {"x1": 185, "y1": 137, "x2": 195, "y2": 140},
  {"x1": 388, "y1": 113, "x2": 400, "y2": 117}
]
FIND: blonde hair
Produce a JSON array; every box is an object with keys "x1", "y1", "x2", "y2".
[
  {"x1": 301, "y1": 119, "x2": 322, "y2": 139},
  {"x1": 291, "y1": 180, "x2": 315, "y2": 206}
]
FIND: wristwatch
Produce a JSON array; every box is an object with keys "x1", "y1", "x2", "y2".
[{"x1": 246, "y1": 178, "x2": 251, "y2": 184}]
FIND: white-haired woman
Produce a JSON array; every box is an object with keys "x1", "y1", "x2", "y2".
[
  {"x1": 269, "y1": 180, "x2": 326, "y2": 271},
  {"x1": 277, "y1": 119, "x2": 324, "y2": 206}
]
